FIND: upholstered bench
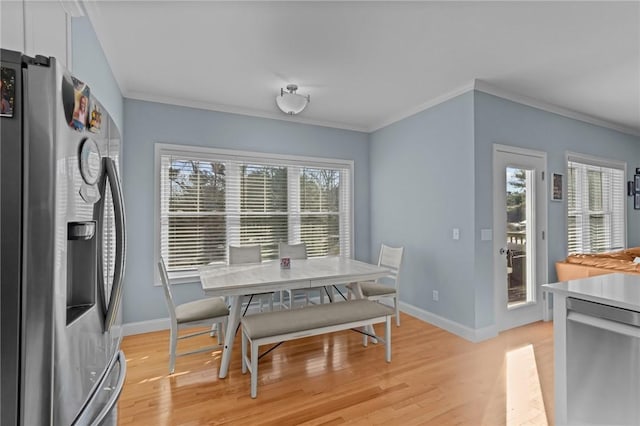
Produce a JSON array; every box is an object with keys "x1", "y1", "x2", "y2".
[{"x1": 241, "y1": 299, "x2": 393, "y2": 398}]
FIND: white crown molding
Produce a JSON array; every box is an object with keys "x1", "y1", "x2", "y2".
[
  {"x1": 369, "y1": 78, "x2": 640, "y2": 137},
  {"x1": 368, "y1": 81, "x2": 476, "y2": 133},
  {"x1": 125, "y1": 91, "x2": 369, "y2": 133},
  {"x1": 474, "y1": 79, "x2": 640, "y2": 137},
  {"x1": 399, "y1": 301, "x2": 497, "y2": 343},
  {"x1": 75, "y1": 4, "x2": 640, "y2": 138}
]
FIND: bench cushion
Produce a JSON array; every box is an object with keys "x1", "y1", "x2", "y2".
[{"x1": 241, "y1": 300, "x2": 393, "y2": 340}]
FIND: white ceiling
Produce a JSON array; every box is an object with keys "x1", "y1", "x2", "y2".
[{"x1": 85, "y1": 1, "x2": 640, "y2": 135}]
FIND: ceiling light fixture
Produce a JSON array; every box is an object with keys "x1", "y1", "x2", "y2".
[{"x1": 276, "y1": 84, "x2": 310, "y2": 115}]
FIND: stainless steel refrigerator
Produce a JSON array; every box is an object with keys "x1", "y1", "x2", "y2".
[{"x1": 1, "y1": 49, "x2": 127, "y2": 425}]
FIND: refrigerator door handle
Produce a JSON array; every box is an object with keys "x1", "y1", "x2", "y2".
[
  {"x1": 104, "y1": 158, "x2": 126, "y2": 331},
  {"x1": 72, "y1": 350, "x2": 127, "y2": 426}
]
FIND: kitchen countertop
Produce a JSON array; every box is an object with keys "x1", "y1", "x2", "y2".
[{"x1": 543, "y1": 272, "x2": 640, "y2": 311}]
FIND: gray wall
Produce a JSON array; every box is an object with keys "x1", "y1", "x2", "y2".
[
  {"x1": 369, "y1": 92, "x2": 477, "y2": 328},
  {"x1": 473, "y1": 91, "x2": 640, "y2": 327},
  {"x1": 71, "y1": 14, "x2": 640, "y2": 330},
  {"x1": 370, "y1": 89, "x2": 640, "y2": 331},
  {"x1": 122, "y1": 99, "x2": 370, "y2": 323}
]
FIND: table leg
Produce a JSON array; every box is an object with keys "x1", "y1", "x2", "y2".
[
  {"x1": 351, "y1": 282, "x2": 378, "y2": 344},
  {"x1": 324, "y1": 285, "x2": 334, "y2": 303},
  {"x1": 219, "y1": 295, "x2": 242, "y2": 379}
]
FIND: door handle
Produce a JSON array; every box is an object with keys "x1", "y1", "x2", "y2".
[
  {"x1": 499, "y1": 247, "x2": 508, "y2": 255},
  {"x1": 94, "y1": 158, "x2": 126, "y2": 332},
  {"x1": 104, "y1": 158, "x2": 126, "y2": 332}
]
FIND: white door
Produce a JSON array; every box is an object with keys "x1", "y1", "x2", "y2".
[{"x1": 493, "y1": 144, "x2": 548, "y2": 331}]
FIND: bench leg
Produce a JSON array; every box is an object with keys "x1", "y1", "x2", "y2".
[
  {"x1": 251, "y1": 340, "x2": 259, "y2": 398},
  {"x1": 241, "y1": 331, "x2": 248, "y2": 374},
  {"x1": 362, "y1": 326, "x2": 368, "y2": 347},
  {"x1": 385, "y1": 316, "x2": 391, "y2": 362}
]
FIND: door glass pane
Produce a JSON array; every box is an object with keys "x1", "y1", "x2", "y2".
[{"x1": 506, "y1": 167, "x2": 534, "y2": 307}]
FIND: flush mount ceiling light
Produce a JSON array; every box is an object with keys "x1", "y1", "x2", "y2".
[{"x1": 276, "y1": 84, "x2": 310, "y2": 115}]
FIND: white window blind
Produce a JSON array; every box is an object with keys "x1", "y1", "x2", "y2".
[
  {"x1": 158, "y1": 146, "x2": 352, "y2": 276},
  {"x1": 567, "y1": 154, "x2": 625, "y2": 255}
]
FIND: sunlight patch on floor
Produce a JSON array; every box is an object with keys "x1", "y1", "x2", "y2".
[{"x1": 506, "y1": 344, "x2": 548, "y2": 426}]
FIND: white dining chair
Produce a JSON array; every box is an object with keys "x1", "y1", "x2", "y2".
[
  {"x1": 280, "y1": 242, "x2": 327, "y2": 309},
  {"x1": 158, "y1": 258, "x2": 229, "y2": 374},
  {"x1": 229, "y1": 245, "x2": 273, "y2": 311},
  {"x1": 347, "y1": 244, "x2": 404, "y2": 326}
]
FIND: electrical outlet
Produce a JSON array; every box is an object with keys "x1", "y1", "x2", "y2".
[
  {"x1": 452, "y1": 228, "x2": 460, "y2": 240},
  {"x1": 432, "y1": 290, "x2": 439, "y2": 301}
]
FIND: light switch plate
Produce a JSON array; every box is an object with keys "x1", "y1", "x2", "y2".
[
  {"x1": 452, "y1": 228, "x2": 460, "y2": 240},
  {"x1": 481, "y1": 229, "x2": 492, "y2": 241}
]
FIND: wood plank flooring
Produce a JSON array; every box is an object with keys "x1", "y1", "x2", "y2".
[{"x1": 118, "y1": 314, "x2": 554, "y2": 425}]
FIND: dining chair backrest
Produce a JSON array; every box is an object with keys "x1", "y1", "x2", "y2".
[
  {"x1": 158, "y1": 257, "x2": 178, "y2": 324},
  {"x1": 278, "y1": 242, "x2": 308, "y2": 260},
  {"x1": 229, "y1": 245, "x2": 262, "y2": 265},
  {"x1": 378, "y1": 244, "x2": 404, "y2": 290}
]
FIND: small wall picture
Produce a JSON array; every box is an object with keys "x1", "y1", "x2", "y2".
[
  {"x1": 1, "y1": 67, "x2": 16, "y2": 118},
  {"x1": 552, "y1": 173, "x2": 563, "y2": 201},
  {"x1": 635, "y1": 193, "x2": 640, "y2": 210}
]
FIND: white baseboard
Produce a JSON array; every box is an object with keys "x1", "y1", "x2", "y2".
[
  {"x1": 121, "y1": 296, "x2": 321, "y2": 336},
  {"x1": 399, "y1": 301, "x2": 498, "y2": 343},
  {"x1": 122, "y1": 296, "x2": 498, "y2": 343},
  {"x1": 122, "y1": 318, "x2": 170, "y2": 336}
]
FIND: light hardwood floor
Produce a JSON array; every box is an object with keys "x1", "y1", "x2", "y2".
[{"x1": 118, "y1": 314, "x2": 554, "y2": 425}]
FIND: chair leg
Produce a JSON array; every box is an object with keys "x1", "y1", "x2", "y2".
[
  {"x1": 210, "y1": 321, "x2": 217, "y2": 337},
  {"x1": 217, "y1": 321, "x2": 225, "y2": 345},
  {"x1": 241, "y1": 331, "x2": 248, "y2": 374},
  {"x1": 385, "y1": 316, "x2": 392, "y2": 362},
  {"x1": 268, "y1": 295, "x2": 273, "y2": 312},
  {"x1": 251, "y1": 340, "x2": 259, "y2": 398},
  {"x1": 169, "y1": 324, "x2": 177, "y2": 374},
  {"x1": 394, "y1": 296, "x2": 400, "y2": 327},
  {"x1": 362, "y1": 326, "x2": 368, "y2": 347},
  {"x1": 319, "y1": 289, "x2": 324, "y2": 305}
]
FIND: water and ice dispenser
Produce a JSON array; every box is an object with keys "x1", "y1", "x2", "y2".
[{"x1": 66, "y1": 221, "x2": 97, "y2": 324}]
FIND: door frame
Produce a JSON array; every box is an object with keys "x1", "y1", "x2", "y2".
[{"x1": 492, "y1": 144, "x2": 549, "y2": 331}]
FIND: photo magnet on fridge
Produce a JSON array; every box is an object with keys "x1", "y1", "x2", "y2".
[
  {"x1": 1, "y1": 67, "x2": 16, "y2": 118},
  {"x1": 89, "y1": 103, "x2": 102, "y2": 133},
  {"x1": 70, "y1": 77, "x2": 90, "y2": 131}
]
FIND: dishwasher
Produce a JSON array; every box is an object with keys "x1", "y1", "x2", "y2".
[{"x1": 566, "y1": 297, "x2": 640, "y2": 425}]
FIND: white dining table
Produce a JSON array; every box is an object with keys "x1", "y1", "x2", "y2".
[{"x1": 199, "y1": 257, "x2": 390, "y2": 378}]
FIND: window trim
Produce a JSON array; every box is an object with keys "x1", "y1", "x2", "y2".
[
  {"x1": 565, "y1": 151, "x2": 627, "y2": 255},
  {"x1": 153, "y1": 143, "x2": 355, "y2": 285}
]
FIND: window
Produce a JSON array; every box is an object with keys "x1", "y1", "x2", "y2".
[
  {"x1": 156, "y1": 145, "x2": 352, "y2": 280},
  {"x1": 567, "y1": 153, "x2": 626, "y2": 255}
]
